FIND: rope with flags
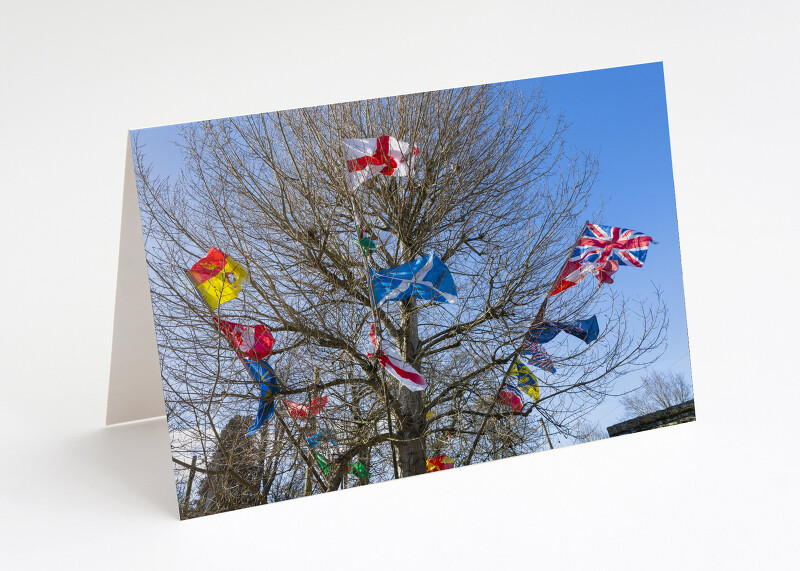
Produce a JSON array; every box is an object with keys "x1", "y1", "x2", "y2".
[{"x1": 464, "y1": 221, "x2": 653, "y2": 464}]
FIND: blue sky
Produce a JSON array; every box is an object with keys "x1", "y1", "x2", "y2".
[
  {"x1": 534, "y1": 62, "x2": 691, "y2": 433},
  {"x1": 134, "y1": 61, "x2": 692, "y2": 437}
]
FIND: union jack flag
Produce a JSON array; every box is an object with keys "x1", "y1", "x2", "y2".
[
  {"x1": 570, "y1": 223, "x2": 651, "y2": 266},
  {"x1": 520, "y1": 340, "x2": 557, "y2": 373},
  {"x1": 550, "y1": 223, "x2": 652, "y2": 295}
]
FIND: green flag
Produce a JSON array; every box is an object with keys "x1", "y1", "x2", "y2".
[
  {"x1": 348, "y1": 461, "x2": 371, "y2": 480},
  {"x1": 313, "y1": 452, "x2": 331, "y2": 474},
  {"x1": 354, "y1": 225, "x2": 377, "y2": 255}
]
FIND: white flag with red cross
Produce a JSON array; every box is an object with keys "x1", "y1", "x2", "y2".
[{"x1": 342, "y1": 136, "x2": 420, "y2": 189}]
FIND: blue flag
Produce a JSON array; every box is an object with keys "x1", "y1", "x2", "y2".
[
  {"x1": 306, "y1": 428, "x2": 338, "y2": 448},
  {"x1": 524, "y1": 316, "x2": 599, "y2": 345},
  {"x1": 242, "y1": 359, "x2": 281, "y2": 436},
  {"x1": 371, "y1": 253, "x2": 457, "y2": 307}
]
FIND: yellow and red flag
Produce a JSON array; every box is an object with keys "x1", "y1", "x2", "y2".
[
  {"x1": 426, "y1": 454, "x2": 455, "y2": 472},
  {"x1": 187, "y1": 248, "x2": 248, "y2": 309}
]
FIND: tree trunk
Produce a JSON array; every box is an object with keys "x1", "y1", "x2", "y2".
[
  {"x1": 394, "y1": 296, "x2": 427, "y2": 477},
  {"x1": 394, "y1": 388, "x2": 426, "y2": 476}
]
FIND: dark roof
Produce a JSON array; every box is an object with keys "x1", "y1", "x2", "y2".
[{"x1": 606, "y1": 399, "x2": 695, "y2": 437}]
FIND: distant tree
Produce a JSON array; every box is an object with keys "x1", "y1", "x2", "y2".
[
  {"x1": 196, "y1": 415, "x2": 265, "y2": 515},
  {"x1": 572, "y1": 421, "x2": 608, "y2": 443},
  {"x1": 620, "y1": 371, "x2": 693, "y2": 419}
]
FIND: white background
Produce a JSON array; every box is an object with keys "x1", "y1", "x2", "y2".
[{"x1": 1, "y1": 1, "x2": 797, "y2": 568}]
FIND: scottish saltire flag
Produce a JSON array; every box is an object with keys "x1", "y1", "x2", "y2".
[
  {"x1": 342, "y1": 136, "x2": 420, "y2": 189},
  {"x1": 367, "y1": 323, "x2": 426, "y2": 391},
  {"x1": 306, "y1": 428, "x2": 338, "y2": 448},
  {"x1": 524, "y1": 316, "x2": 599, "y2": 346},
  {"x1": 371, "y1": 253, "x2": 457, "y2": 307},
  {"x1": 214, "y1": 318, "x2": 274, "y2": 360},
  {"x1": 520, "y1": 341, "x2": 557, "y2": 373},
  {"x1": 510, "y1": 358, "x2": 540, "y2": 401},
  {"x1": 285, "y1": 396, "x2": 328, "y2": 420},
  {"x1": 498, "y1": 384, "x2": 524, "y2": 413},
  {"x1": 426, "y1": 454, "x2": 455, "y2": 472},
  {"x1": 187, "y1": 248, "x2": 249, "y2": 309},
  {"x1": 242, "y1": 359, "x2": 281, "y2": 436},
  {"x1": 550, "y1": 223, "x2": 652, "y2": 295}
]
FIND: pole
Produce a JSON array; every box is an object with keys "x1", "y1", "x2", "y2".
[
  {"x1": 463, "y1": 222, "x2": 588, "y2": 465},
  {"x1": 346, "y1": 203, "x2": 400, "y2": 479},
  {"x1": 183, "y1": 455, "x2": 197, "y2": 514},
  {"x1": 303, "y1": 368, "x2": 320, "y2": 496},
  {"x1": 540, "y1": 418, "x2": 554, "y2": 450}
]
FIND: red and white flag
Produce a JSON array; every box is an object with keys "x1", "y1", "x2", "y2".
[
  {"x1": 284, "y1": 396, "x2": 328, "y2": 420},
  {"x1": 342, "y1": 136, "x2": 420, "y2": 189},
  {"x1": 367, "y1": 323, "x2": 426, "y2": 392},
  {"x1": 213, "y1": 318, "x2": 274, "y2": 360},
  {"x1": 549, "y1": 259, "x2": 620, "y2": 296}
]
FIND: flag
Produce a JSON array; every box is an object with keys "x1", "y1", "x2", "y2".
[
  {"x1": 284, "y1": 396, "x2": 328, "y2": 420},
  {"x1": 306, "y1": 428, "x2": 338, "y2": 448},
  {"x1": 498, "y1": 384, "x2": 524, "y2": 413},
  {"x1": 549, "y1": 260, "x2": 619, "y2": 295},
  {"x1": 367, "y1": 323, "x2": 426, "y2": 391},
  {"x1": 348, "y1": 461, "x2": 371, "y2": 479},
  {"x1": 354, "y1": 226, "x2": 392, "y2": 255},
  {"x1": 371, "y1": 253, "x2": 457, "y2": 307},
  {"x1": 550, "y1": 223, "x2": 652, "y2": 295},
  {"x1": 187, "y1": 248, "x2": 248, "y2": 309},
  {"x1": 214, "y1": 318, "x2": 274, "y2": 360},
  {"x1": 524, "y1": 316, "x2": 599, "y2": 345},
  {"x1": 509, "y1": 359, "x2": 540, "y2": 401},
  {"x1": 426, "y1": 454, "x2": 455, "y2": 472},
  {"x1": 241, "y1": 359, "x2": 281, "y2": 436},
  {"x1": 342, "y1": 136, "x2": 420, "y2": 189},
  {"x1": 520, "y1": 341, "x2": 556, "y2": 373},
  {"x1": 355, "y1": 226, "x2": 377, "y2": 255},
  {"x1": 313, "y1": 452, "x2": 331, "y2": 474}
]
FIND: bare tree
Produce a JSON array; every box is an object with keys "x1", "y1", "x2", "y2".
[
  {"x1": 620, "y1": 371, "x2": 693, "y2": 419},
  {"x1": 135, "y1": 81, "x2": 667, "y2": 510}
]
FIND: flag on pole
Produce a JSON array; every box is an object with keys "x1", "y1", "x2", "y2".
[
  {"x1": 306, "y1": 428, "x2": 338, "y2": 448},
  {"x1": 355, "y1": 225, "x2": 377, "y2": 255},
  {"x1": 367, "y1": 323, "x2": 426, "y2": 391},
  {"x1": 348, "y1": 461, "x2": 371, "y2": 479},
  {"x1": 284, "y1": 396, "x2": 328, "y2": 420},
  {"x1": 498, "y1": 384, "x2": 525, "y2": 413},
  {"x1": 313, "y1": 452, "x2": 331, "y2": 474},
  {"x1": 371, "y1": 253, "x2": 457, "y2": 307},
  {"x1": 342, "y1": 136, "x2": 420, "y2": 189},
  {"x1": 520, "y1": 341, "x2": 557, "y2": 373},
  {"x1": 187, "y1": 248, "x2": 249, "y2": 309},
  {"x1": 549, "y1": 260, "x2": 619, "y2": 295},
  {"x1": 214, "y1": 318, "x2": 275, "y2": 360},
  {"x1": 509, "y1": 359, "x2": 540, "y2": 401},
  {"x1": 241, "y1": 359, "x2": 281, "y2": 436},
  {"x1": 426, "y1": 454, "x2": 455, "y2": 472},
  {"x1": 354, "y1": 226, "x2": 392, "y2": 255},
  {"x1": 550, "y1": 223, "x2": 652, "y2": 296},
  {"x1": 524, "y1": 316, "x2": 600, "y2": 345}
]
